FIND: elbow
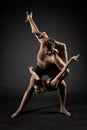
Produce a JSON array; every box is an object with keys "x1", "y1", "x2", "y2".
[{"x1": 62, "y1": 43, "x2": 67, "y2": 50}]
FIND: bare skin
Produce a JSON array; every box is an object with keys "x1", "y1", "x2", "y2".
[
  {"x1": 25, "y1": 12, "x2": 72, "y2": 117},
  {"x1": 29, "y1": 54, "x2": 79, "y2": 92},
  {"x1": 29, "y1": 55, "x2": 79, "y2": 116},
  {"x1": 11, "y1": 12, "x2": 75, "y2": 118},
  {"x1": 29, "y1": 54, "x2": 79, "y2": 116},
  {"x1": 25, "y1": 12, "x2": 68, "y2": 70}
]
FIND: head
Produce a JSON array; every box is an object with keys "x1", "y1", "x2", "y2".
[{"x1": 45, "y1": 38, "x2": 59, "y2": 54}]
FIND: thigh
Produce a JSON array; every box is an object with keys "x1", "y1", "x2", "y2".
[{"x1": 27, "y1": 75, "x2": 36, "y2": 91}]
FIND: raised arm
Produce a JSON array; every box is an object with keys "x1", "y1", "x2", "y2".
[
  {"x1": 25, "y1": 12, "x2": 46, "y2": 43},
  {"x1": 25, "y1": 12, "x2": 39, "y2": 32}
]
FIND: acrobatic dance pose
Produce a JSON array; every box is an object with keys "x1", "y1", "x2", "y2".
[
  {"x1": 11, "y1": 12, "x2": 79, "y2": 118},
  {"x1": 29, "y1": 54, "x2": 79, "y2": 94},
  {"x1": 29, "y1": 54, "x2": 79, "y2": 93}
]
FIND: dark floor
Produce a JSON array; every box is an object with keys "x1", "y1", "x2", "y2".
[{"x1": 0, "y1": 90, "x2": 87, "y2": 130}]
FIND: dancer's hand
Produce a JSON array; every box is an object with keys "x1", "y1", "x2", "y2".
[
  {"x1": 25, "y1": 11, "x2": 29, "y2": 22},
  {"x1": 72, "y1": 54, "x2": 80, "y2": 61},
  {"x1": 25, "y1": 11, "x2": 33, "y2": 22},
  {"x1": 28, "y1": 66, "x2": 33, "y2": 73}
]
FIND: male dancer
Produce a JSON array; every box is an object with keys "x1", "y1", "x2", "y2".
[{"x1": 11, "y1": 12, "x2": 73, "y2": 118}]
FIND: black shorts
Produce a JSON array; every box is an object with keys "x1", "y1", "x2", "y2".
[{"x1": 33, "y1": 64, "x2": 60, "y2": 79}]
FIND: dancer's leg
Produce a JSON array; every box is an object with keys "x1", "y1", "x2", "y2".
[
  {"x1": 57, "y1": 55, "x2": 79, "y2": 116},
  {"x1": 11, "y1": 75, "x2": 36, "y2": 118},
  {"x1": 58, "y1": 80, "x2": 71, "y2": 116}
]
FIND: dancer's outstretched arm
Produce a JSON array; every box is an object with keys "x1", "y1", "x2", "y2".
[
  {"x1": 50, "y1": 54, "x2": 80, "y2": 87},
  {"x1": 25, "y1": 12, "x2": 46, "y2": 42}
]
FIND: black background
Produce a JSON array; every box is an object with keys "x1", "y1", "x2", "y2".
[{"x1": 0, "y1": 0, "x2": 87, "y2": 130}]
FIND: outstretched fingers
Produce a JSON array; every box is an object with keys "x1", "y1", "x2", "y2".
[
  {"x1": 72, "y1": 54, "x2": 80, "y2": 61},
  {"x1": 25, "y1": 11, "x2": 33, "y2": 22}
]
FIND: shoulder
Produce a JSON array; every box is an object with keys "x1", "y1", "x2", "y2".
[{"x1": 54, "y1": 40, "x2": 67, "y2": 48}]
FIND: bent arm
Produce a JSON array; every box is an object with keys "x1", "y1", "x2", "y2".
[
  {"x1": 51, "y1": 54, "x2": 79, "y2": 85},
  {"x1": 54, "y1": 40, "x2": 68, "y2": 63}
]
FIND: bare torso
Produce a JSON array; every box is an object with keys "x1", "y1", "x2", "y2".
[{"x1": 36, "y1": 38, "x2": 55, "y2": 69}]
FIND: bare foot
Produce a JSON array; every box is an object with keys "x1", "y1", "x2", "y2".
[
  {"x1": 11, "y1": 110, "x2": 21, "y2": 118},
  {"x1": 60, "y1": 107, "x2": 71, "y2": 117}
]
